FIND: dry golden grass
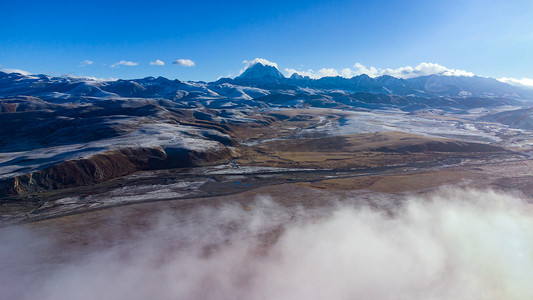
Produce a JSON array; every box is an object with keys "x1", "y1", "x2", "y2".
[
  {"x1": 22, "y1": 158, "x2": 533, "y2": 253},
  {"x1": 237, "y1": 148, "x2": 445, "y2": 169},
  {"x1": 301, "y1": 170, "x2": 480, "y2": 193},
  {"x1": 235, "y1": 130, "x2": 501, "y2": 170}
]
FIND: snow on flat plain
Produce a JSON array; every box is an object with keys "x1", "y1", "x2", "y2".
[
  {"x1": 204, "y1": 165, "x2": 317, "y2": 175},
  {"x1": 33, "y1": 179, "x2": 211, "y2": 217},
  {"x1": 84, "y1": 179, "x2": 210, "y2": 205},
  {"x1": 256, "y1": 106, "x2": 533, "y2": 149},
  {"x1": 106, "y1": 122, "x2": 226, "y2": 151},
  {"x1": 0, "y1": 122, "x2": 230, "y2": 179},
  {"x1": 301, "y1": 109, "x2": 503, "y2": 143}
]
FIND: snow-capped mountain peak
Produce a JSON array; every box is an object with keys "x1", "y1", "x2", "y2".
[{"x1": 235, "y1": 62, "x2": 285, "y2": 80}]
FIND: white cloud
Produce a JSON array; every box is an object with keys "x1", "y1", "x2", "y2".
[
  {"x1": 239, "y1": 58, "x2": 279, "y2": 75},
  {"x1": 150, "y1": 59, "x2": 165, "y2": 66},
  {"x1": 173, "y1": 59, "x2": 195, "y2": 67},
  {"x1": 243, "y1": 58, "x2": 278, "y2": 69},
  {"x1": 498, "y1": 77, "x2": 533, "y2": 88},
  {"x1": 284, "y1": 68, "x2": 341, "y2": 79},
  {"x1": 352, "y1": 62, "x2": 475, "y2": 79},
  {"x1": 285, "y1": 62, "x2": 475, "y2": 80},
  {"x1": 79, "y1": 60, "x2": 94, "y2": 67},
  {"x1": 352, "y1": 63, "x2": 380, "y2": 77},
  {"x1": 317, "y1": 68, "x2": 341, "y2": 78},
  {"x1": 341, "y1": 68, "x2": 353, "y2": 78},
  {"x1": 284, "y1": 67, "x2": 343, "y2": 79},
  {"x1": 0, "y1": 68, "x2": 31, "y2": 75},
  {"x1": 110, "y1": 60, "x2": 139, "y2": 68}
]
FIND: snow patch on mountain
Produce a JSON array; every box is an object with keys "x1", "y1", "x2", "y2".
[{"x1": 236, "y1": 62, "x2": 285, "y2": 80}]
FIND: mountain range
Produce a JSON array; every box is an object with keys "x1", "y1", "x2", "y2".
[
  {"x1": 2, "y1": 62, "x2": 532, "y2": 111},
  {"x1": 2, "y1": 60, "x2": 533, "y2": 217}
]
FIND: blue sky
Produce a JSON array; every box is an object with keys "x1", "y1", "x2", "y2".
[{"x1": 1, "y1": 0, "x2": 532, "y2": 84}]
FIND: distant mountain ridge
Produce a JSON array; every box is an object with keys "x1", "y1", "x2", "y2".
[
  {"x1": 224, "y1": 62, "x2": 532, "y2": 99},
  {"x1": 1, "y1": 62, "x2": 531, "y2": 198},
  {"x1": 1, "y1": 61, "x2": 532, "y2": 111}
]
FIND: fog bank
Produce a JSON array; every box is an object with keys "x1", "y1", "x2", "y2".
[{"x1": 2, "y1": 188, "x2": 533, "y2": 299}]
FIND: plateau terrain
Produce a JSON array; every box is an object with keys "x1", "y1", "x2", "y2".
[
  {"x1": 2, "y1": 61, "x2": 533, "y2": 222},
  {"x1": 2, "y1": 61, "x2": 533, "y2": 299}
]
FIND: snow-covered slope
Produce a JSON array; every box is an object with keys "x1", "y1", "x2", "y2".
[
  {"x1": 1, "y1": 62, "x2": 532, "y2": 195},
  {"x1": 235, "y1": 62, "x2": 285, "y2": 80}
]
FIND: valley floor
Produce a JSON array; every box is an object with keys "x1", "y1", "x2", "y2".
[{"x1": 3, "y1": 107, "x2": 533, "y2": 299}]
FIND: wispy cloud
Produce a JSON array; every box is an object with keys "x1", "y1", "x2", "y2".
[
  {"x1": 173, "y1": 59, "x2": 195, "y2": 67},
  {"x1": 0, "y1": 68, "x2": 31, "y2": 75},
  {"x1": 498, "y1": 77, "x2": 533, "y2": 88},
  {"x1": 150, "y1": 59, "x2": 165, "y2": 66},
  {"x1": 243, "y1": 58, "x2": 278, "y2": 69},
  {"x1": 285, "y1": 62, "x2": 475, "y2": 79},
  {"x1": 111, "y1": 60, "x2": 139, "y2": 68},
  {"x1": 79, "y1": 60, "x2": 94, "y2": 67}
]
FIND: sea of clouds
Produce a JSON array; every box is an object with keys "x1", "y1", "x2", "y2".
[{"x1": 2, "y1": 188, "x2": 533, "y2": 300}]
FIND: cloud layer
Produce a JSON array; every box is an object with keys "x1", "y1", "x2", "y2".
[
  {"x1": 3, "y1": 188, "x2": 533, "y2": 299},
  {"x1": 173, "y1": 59, "x2": 195, "y2": 67},
  {"x1": 498, "y1": 77, "x2": 533, "y2": 88},
  {"x1": 110, "y1": 60, "x2": 138, "y2": 68},
  {"x1": 286, "y1": 62, "x2": 475, "y2": 79}
]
